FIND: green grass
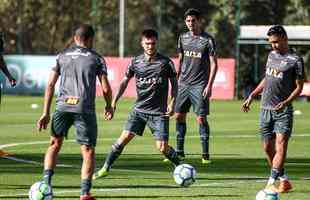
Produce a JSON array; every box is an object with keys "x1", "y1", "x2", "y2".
[{"x1": 0, "y1": 95, "x2": 309, "y2": 200}]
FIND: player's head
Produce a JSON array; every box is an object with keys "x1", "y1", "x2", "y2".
[
  {"x1": 267, "y1": 25, "x2": 288, "y2": 54},
  {"x1": 184, "y1": 8, "x2": 201, "y2": 33},
  {"x1": 141, "y1": 29, "x2": 158, "y2": 57},
  {"x1": 74, "y1": 24, "x2": 95, "y2": 48}
]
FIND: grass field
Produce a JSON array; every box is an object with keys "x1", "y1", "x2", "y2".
[{"x1": 0, "y1": 95, "x2": 309, "y2": 200}]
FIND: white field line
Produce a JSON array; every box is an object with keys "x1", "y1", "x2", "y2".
[
  {"x1": 1, "y1": 134, "x2": 310, "y2": 150},
  {"x1": 0, "y1": 188, "x2": 130, "y2": 198}
]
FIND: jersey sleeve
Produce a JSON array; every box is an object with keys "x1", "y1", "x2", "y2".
[
  {"x1": 125, "y1": 58, "x2": 135, "y2": 78},
  {"x1": 52, "y1": 54, "x2": 61, "y2": 74},
  {"x1": 295, "y1": 57, "x2": 305, "y2": 80},
  {"x1": 96, "y1": 56, "x2": 108, "y2": 76},
  {"x1": 177, "y1": 35, "x2": 183, "y2": 54},
  {"x1": 207, "y1": 37, "x2": 217, "y2": 57}
]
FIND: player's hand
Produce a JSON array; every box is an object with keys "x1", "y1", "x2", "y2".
[
  {"x1": 37, "y1": 114, "x2": 50, "y2": 131},
  {"x1": 274, "y1": 101, "x2": 286, "y2": 111},
  {"x1": 203, "y1": 86, "x2": 212, "y2": 98},
  {"x1": 9, "y1": 78, "x2": 16, "y2": 87},
  {"x1": 241, "y1": 96, "x2": 252, "y2": 113},
  {"x1": 104, "y1": 106, "x2": 114, "y2": 120},
  {"x1": 166, "y1": 105, "x2": 175, "y2": 117}
]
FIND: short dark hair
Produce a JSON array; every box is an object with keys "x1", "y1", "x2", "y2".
[
  {"x1": 75, "y1": 24, "x2": 95, "y2": 40},
  {"x1": 267, "y1": 25, "x2": 287, "y2": 38},
  {"x1": 141, "y1": 29, "x2": 158, "y2": 39},
  {"x1": 184, "y1": 8, "x2": 201, "y2": 19}
]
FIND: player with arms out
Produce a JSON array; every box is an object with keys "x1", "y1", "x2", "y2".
[
  {"x1": 37, "y1": 24, "x2": 114, "y2": 200},
  {"x1": 242, "y1": 25, "x2": 305, "y2": 193},
  {"x1": 170, "y1": 8, "x2": 218, "y2": 164},
  {"x1": 93, "y1": 29, "x2": 180, "y2": 180}
]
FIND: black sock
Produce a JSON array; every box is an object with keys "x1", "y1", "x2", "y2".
[
  {"x1": 103, "y1": 143, "x2": 124, "y2": 171},
  {"x1": 199, "y1": 121, "x2": 210, "y2": 156},
  {"x1": 81, "y1": 178, "x2": 92, "y2": 196},
  {"x1": 271, "y1": 168, "x2": 281, "y2": 180},
  {"x1": 43, "y1": 169, "x2": 54, "y2": 185},
  {"x1": 163, "y1": 146, "x2": 180, "y2": 166},
  {"x1": 176, "y1": 122, "x2": 186, "y2": 153}
]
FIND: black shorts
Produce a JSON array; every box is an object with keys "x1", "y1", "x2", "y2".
[
  {"x1": 124, "y1": 110, "x2": 169, "y2": 141},
  {"x1": 51, "y1": 110, "x2": 98, "y2": 147},
  {"x1": 175, "y1": 84, "x2": 209, "y2": 116}
]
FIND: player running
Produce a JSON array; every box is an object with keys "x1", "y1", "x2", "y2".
[
  {"x1": 37, "y1": 24, "x2": 114, "y2": 200},
  {"x1": 170, "y1": 8, "x2": 218, "y2": 164},
  {"x1": 93, "y1": 29, "x2": 180, "y2": 180},
  {"x1": 242, "y1": 25, "x2": 305, "y2": 193}
]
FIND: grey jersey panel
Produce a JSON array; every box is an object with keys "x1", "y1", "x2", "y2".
[
  {"x1": 177, "y1": 31, "x2": 216, "y2": 86},
  {"x1": 261, "y1": 50, "x2": 305, "y2": 110},
  {"x1": 53, "y1": 45, "x2": 107, "y2": 113},
  {"x1": 126, "y1": 53, "x2": 176, "y2": 115}
]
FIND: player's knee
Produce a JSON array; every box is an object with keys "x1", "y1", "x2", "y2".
[
  {"x1": 175, "y1": 113, "x2": 186, "y2": 122},
  {"x1": 49, "y1": 137, "x2": 63, "y2": 150},
  {"x1": 196, "y1": 116, "x2": 206, "y2": 124},
  {"x1": 156, "y1": 142, "x2": 168, "y2": 153}
]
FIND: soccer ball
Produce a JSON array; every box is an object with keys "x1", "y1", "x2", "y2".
[
  {"x1": 256, "y1": 189, "x2": 280, "y2": 200},
  {"x1": 173, "y1": 164, "x2": 196, "y2": 187},
  {"x1": 29, "y1": 181, "x2": 53, "y2": 200}
]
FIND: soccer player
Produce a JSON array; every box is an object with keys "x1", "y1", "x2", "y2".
[
  {"x1": 93, "y1": 29, "x2": 180, "y2": 180},
  {"x1": 173, "y1": 8, "x2": 218, "y2": 164},
  {"x1": 242, "y1": 25, "x2": 305, "y2": 193},
  {"x1": 37, "y1": 24, "x2": 114, "y2": 200},
  {"x1": 0, "y1": 32, "x2": 16, "y2": 100}
]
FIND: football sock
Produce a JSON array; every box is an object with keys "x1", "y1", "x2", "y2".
[
  {"x1": 163, "y1": 146, "x2": 180, "y2": 166},
  {"x1": 176, "y1": 122, "x2": 186, "y2": 153},
  {"x1": 199, "y1": 121, "x2": 210, "y2": 156},
  {"x1": 80, "y1": 178, "x2": 92, "y2": 195},
  {"x1": 279, "y1": 168, "x2": 288, "y2": 181},
  {"x1": 43, "y1": 169, "x2": 54, "y2": 185},
  {"x1": 103, "y1": 142, "x2": 124, "y2": 171},
  {"x1": 267, "y1": 168, "x2": 280, "y2": 185}
]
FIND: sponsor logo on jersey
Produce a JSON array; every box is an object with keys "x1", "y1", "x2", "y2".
[
  {"x1": 266, "y1": 67, "x2": 283, "y2": 79},
  {"x1": 66, "y1": 49, "x2": 91, "y2": 59},
  {"x1": 184, "y1": 50, "x2": 202, "y2": 58},
  {"x1": 137, "y1": 77, "x2": 163, "y2": 85}
]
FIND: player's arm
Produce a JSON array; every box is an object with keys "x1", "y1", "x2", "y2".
[
  {"x1": 0, "y1": 56, "x2": 16, "y2": 87},
  {"x1": 167, "y1": 76, "x2": 178, "y2": 116},
  {"x1": 37, "y1": 70, "x2": 59, "y2": 131},
  {"x1": 241, "y1": 78, "x2": 266, "y2": 112},
  {"x1": 98, "y1": 74, "x2": 114, "y2": 120},
  {"x1": 274, "y1": 79, "x2": 304, "y2": 111},
  {"x1": 203, "y1": 55, "x2": 218, "y2": 98},
  {"x1": 112, "y1": 75, "x2": 131, "y2": 110},
  {"x1": 176, "y1": 53, "x2": 183, "y2": 79}
]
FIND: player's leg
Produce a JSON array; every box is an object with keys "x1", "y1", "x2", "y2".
[
  {"x1": 43, "y1": 136, "x2": 64, "y2": 185},
  {"x1": 196, "y1": 115, "x2": 211, "y2": 164},
  {"x1": 272, "y1": 107, "x2": 293, "y2": 193},
  {"x1": 151, "y1": 115, "x2": 180, "y2": 166},
  {"x1": 191, "y1": 84, "x2": 210, "y2": 163},
  {"x1": 262, "y1": 135, "x2": 276, "y2": 167},
  {"x1": 43, "y1": 111, "x2": 73, "y2": 185},
  {"x1": 175, "y1": 85, "x2": 191, "y2": 159},
  {"x1": 175, "y1": 112, "x2": 187, "y2": 159},
  {"x1": 260, "y1": 109, "x2": 279, "y2": 189},
  {"x1": 80, "y1": 144, "x2": 95, "y2": 199},
  {"x1": 93, "y1": 111, "x2": 145, "y2": 180},
  {"x1": 74, "y1": 112, "x2": 97, "y2": 199}
]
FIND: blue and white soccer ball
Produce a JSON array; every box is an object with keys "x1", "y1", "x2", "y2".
[
  {"x1": 173, "y1": 164, "x2": 196, "y2": 187},
  {"x1": 256, "y1": 189, "x2": 280, "y2": 200},
  {"x1": 29, "y1": 181, "x2": 53, "y2": 200}
]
